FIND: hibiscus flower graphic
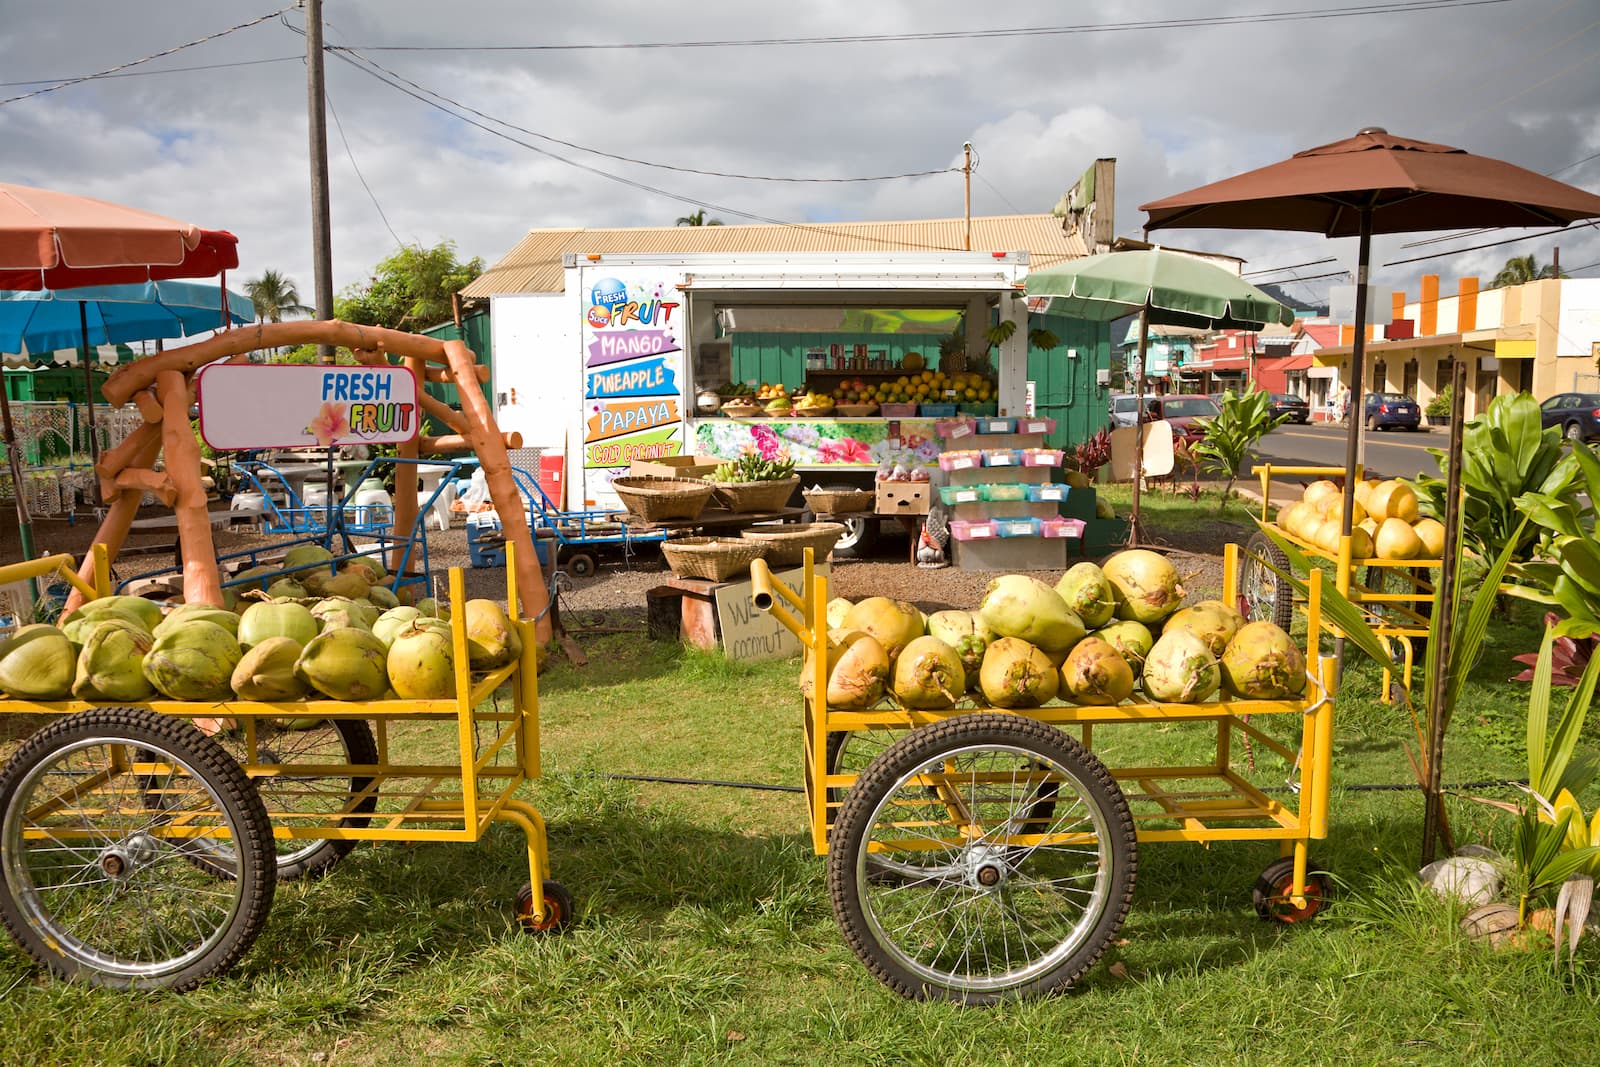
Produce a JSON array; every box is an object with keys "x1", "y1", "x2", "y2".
[
  {"x1": 306, "y1": 402, "x2": 350, "y2": 446},
  {"x1": 749, "y1": 423, "x2": 784, "y2": 460},
  {"x1": 817, "y1": 437, "x2": 872, "y2": 464}
]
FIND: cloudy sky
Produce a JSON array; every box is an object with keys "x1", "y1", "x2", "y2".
[{"x1": 3, "y1": 0, "x2": 1596, "y2": 316}]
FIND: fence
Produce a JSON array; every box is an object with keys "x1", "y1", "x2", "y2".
[{"x1": 0, "y1": 400, "x2": 144, "y2": 516}]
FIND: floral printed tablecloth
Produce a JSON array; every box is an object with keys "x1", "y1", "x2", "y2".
[{"x1": 694, "y1": 418, "x2": 944, "y2": 470}]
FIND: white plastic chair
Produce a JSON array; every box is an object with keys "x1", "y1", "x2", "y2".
[
  {"x1": 352, "y1": 480, "x2": 394, "y2": 529},
  {"x1": 430, "y1": 480, "x2": 457, "y2": 531}
]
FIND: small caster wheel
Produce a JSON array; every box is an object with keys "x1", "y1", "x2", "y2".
[
  {"x1": 1253, "y1": 857, "x2": 1330, "y2": 923},
  {"x1": 564, "y1": 553, "x2": 597, "y2": 578},
  {"x1": 516, "y1": 879, "x2": 575, "y2": 933}
]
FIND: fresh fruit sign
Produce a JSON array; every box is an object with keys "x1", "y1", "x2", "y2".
[
  {"x1": 581, "y1": 273, "x2": 686, "y2": 479},
  {"x1": 195, "y1": 363, "x2": 419, "y2": 450}
]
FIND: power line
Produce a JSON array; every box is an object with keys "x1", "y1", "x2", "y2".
[
  {"x1": 1246, "y1": 257, "x2": 1338, "y2": 276},
  {"x1": 325, "y1": 88, "x2": 404, "y2": 249},
  {"x1": 340, "y1": 1, "x2": 1513, "y2": 52},
  {"x1": 0, "y1": 55, "x2": 302, "y2": 87},
  {"x1": 1382, "y1": 219, "x2": 1600, "y2": 266},
  {"x1": 0, "y1": 6, "x2": 295, "y2": 107}
]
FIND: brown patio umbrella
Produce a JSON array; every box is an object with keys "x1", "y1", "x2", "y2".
[
  {"x1": 0, "y1": 182, "x2": 240, "y2": 571},
  {"x1": 1140, "y1": 127, "x2": 1600, "y2": 863}
]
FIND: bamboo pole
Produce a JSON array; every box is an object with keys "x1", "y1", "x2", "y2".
[
  {"x1": 420, "y1": 432, "x2": 521, "y2": 454},
  {"x1": 113, "y1": 469, "x2": 177, "y2": 506},
  {"x1": 95, "y1": 422, "x2": 164, "y2": 498},
  {"x1": 157, "y1": 370, "x2": 223, "y2": 606},
  {"x1": 441, "y1": 339, "x2": 549, "y2": 642},
  {"x1": 389, "y1": 355, "x2": 424, "y2": 576},
  {"x1": 62, "y1": 430, "x2": 163, "y2": 613}
]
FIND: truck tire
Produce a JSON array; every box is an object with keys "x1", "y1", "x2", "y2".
[{"x1": 815, "y1": 483, "x2": 877, "y2": 558}]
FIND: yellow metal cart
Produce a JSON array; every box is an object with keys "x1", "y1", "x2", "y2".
[
  {"x1": 752, "y1": 543, "x2": 1338, "y2": 1004},
  {"x1": 0, "y1": 543, "x2": 565, "y2": 992},
  {"x1": 1241, "y1": 463, "x2": 1441, "y2": 701}
]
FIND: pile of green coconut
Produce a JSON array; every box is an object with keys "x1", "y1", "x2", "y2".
[
  {"x1": 805, "y1": 548, "x2": 1306, "y2": 710},
  {"x1": 0, "y1": 545, "x2": 523, "y2": 704}
]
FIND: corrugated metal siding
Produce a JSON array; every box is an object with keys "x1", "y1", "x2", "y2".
[
  {"x1": 461, "y1": 215, "x2": 1088, "y2": 298},
  {"x1": 419, "y1": 310, "x2": 493, "y2": 410}
]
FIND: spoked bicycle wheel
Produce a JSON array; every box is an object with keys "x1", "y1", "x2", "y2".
[
  {"x1": 0, "y1": 707, "x2": 276, "y2": 991},
  {"x1": 828, "y1": 713, "x2": 1136, "y2": 1004},
  {"x1": 1241, "y1": 530, "x2": 1294, "y2": 631},
  {"x1": 194, "y1": 718, "x2": 379, "y2": 881}
]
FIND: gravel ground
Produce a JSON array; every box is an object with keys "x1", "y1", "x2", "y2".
[{"x1": 6, "y1": 507, "x2": 1226, "y2": 629}]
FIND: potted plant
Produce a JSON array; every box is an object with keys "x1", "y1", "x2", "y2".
[{"x1": 1425, "y1": 384, "x2": 1453, "y2": 426}]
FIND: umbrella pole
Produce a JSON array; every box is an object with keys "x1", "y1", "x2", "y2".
[
  {"x1": 1334, "y1": 207, "x2": 1374, "y2": 682},
  {"x1": 77, "y1": 305, "x2": 102, "y2": 511},
  {"x1": 0, "y1": 383, "x2": 40, "y2": 606},
  {"x1": 1129, "y1": 308, "x2": 1150, "y2": 547}
]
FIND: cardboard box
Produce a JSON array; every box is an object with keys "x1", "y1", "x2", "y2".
[
  {"x1": 629, "y1": 456, "x2": 719, "y2": 481},
  {"x1": 876, "y1": 481, "x2": 931, "y2": 515}
]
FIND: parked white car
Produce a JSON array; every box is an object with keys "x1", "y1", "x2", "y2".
[{"x1": 1109, "y1": 393, "x2": 1162, "y2": 429}]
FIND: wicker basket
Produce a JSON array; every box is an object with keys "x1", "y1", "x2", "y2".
[
  {"x1": 720, "y1": 402, "x2": 762, "y2": 418},
  {"x1": 802, "y1": 487, "x2": 875, "y2": 515},
  {"x1": 740, "y1": 522, "x2": 845, "y2": 566},
  {"x1": 660, "y1": 537, "x2": 769, "y2": 582},
  {"x1": 611, "y1": 477, "x2": 715, "y2": 522},
  {"x1": 709, "y1": 474, "x2": 801, "y2": 514},
  {"x1": 835, "y1": 402, "x2": 879, "y2": 417}
]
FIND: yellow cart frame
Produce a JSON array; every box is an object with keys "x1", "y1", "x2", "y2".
[{"x1": 0, "y1": 542, "x2": 559, "y2": 989}]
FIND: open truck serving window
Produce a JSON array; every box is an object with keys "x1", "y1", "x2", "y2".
[{"x1": 487, "y1": 252, "x2": 1045, "y2": 511}]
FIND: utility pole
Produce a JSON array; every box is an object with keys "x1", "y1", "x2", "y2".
[
  {"x1": 305, "y1": 0, "x2": 334, "y2": 363},
  {"x1": 963, "y1": 142, "x2": 973, "y2": 251}
]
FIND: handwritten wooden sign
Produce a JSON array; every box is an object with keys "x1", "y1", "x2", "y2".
[{"x1": 713, "y1": 563, "x2": 831, "y2": 663}]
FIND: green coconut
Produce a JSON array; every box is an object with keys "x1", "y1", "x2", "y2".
[
  {"x1": 266, "y1": 578, "x2": 308, "y2": 600},
  {"x1": 295, "y1": 627, "x2": 389, "y2": 701},
  {"x1": 372, "y1": 606, "x2": 423, "y2": 649},
  {"x1": 891, "y1": 636, "x2": 965, "y2": 710},
  {"x1": 310, "y1": 597, "x2": 376, "y2": 632},
  {"x1": 237, "y1": 601, "x2": 319, "y2": 651},
  {"x1": 841, "y1": 597, "x2": 925, "y2": 662},
  {"x1": 366, "y1": 584, "x2": 400, "y2": 610},
  {"x1": 976, "y1": 575, "x2": 1084, "y2": 654},
  {"x1": 231, "y1": 565, "x2": 281, "y2": 593},
  {"x1": 1162, "y1": 603, "x2": 1243, "y2": 660},
  {"x1": 465, "y1": 599, "x2": 522, "y2": 669},
  {"x1": 1054, "y1": 562, "x2": 1116, "y2": 630},
  {"x1": 282, "y1": 544, "x2": 335, "y2": 571},
  {"x1": 825, "y1": 597, "x2": 854, "y2": 631},
  {"x1": 72, "y1": 619, "x2": 156, "y2": 701},
  {"x1": 978, "y1": 637, "x2": 1059, "y2": 709},
  {"x1": 1094, "y1": 619, "x2": 1155, "y2": 674},
  {"x1": 143, "y1": 621, "x2": 242, "y2": 701},
  {"x1": 799, "y1": 630, "x2": 889, "y2": 710},
  {"x1": 1221, "y1": 621, "x2": 1307, "y2": 699},
  {"x1": 60, "y1": 594, "x2": 163, "y2": 635},
  {"x1": 313, "y1": 570, "x2": 370, "y2": 601},
  {"x1": 414, "y1": 597, "x2": 444, "y2": 619},
  {"x1": 153, "y1": 604, "x2": 240, "y2": 639},
  {"x1": 1103, "y1": 549, "x2": 1185, "y2": 624},
  {"x1": 1142, "y1": 630, "x2": 1220, "y2": 704},
  {"x1": 0, "y1": 624, "x2": 77, "y2": 700},
  {"x1": 1059, "y1": 637, "x2": 1135, "y2": 707},
  {"x1": 387, "y1": 623, "x2": 456, "y2": 699},
  {"x1": 230, "y1": 636, "x2": 310, "y2": 701}
]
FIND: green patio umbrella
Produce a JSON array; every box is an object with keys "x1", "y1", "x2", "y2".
[{"x1": 1025, "y1": 249, "x2": 1292, "y2": 544}]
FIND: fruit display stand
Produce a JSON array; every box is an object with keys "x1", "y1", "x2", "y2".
[
  {"x1": 939, "y1": 417, "x2": 1083, "y2": 571},
  {"x1": 1241, "y1": 463, "x2": 1441, "y2": 701},
  {"x1": 751, "y1": 546, "x2": 1338, "y2": 1004},
  {"x1": 0, "y1": 542, "x2": 570, "y2": 992}
]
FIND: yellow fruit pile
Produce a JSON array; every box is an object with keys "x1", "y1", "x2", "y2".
[
  {"x1": 831, "y1": 369, "x2": 995, "y2": 406},
  {"x1": 1275, "y1": 478, "x2": 1444, "y2": 560}
]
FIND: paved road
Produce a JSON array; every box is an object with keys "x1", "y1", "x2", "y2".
[{"x1": 1250, "y1": 421, "x2": 1444, "y2": 482}]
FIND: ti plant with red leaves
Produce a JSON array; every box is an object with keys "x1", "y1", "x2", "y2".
[
  {"x1": 1065, "y1": 427, "x2": 1112, "y2": 478},
  {"x1": 1512, "y1": 612, "x2": 1599, "y2": 687}
]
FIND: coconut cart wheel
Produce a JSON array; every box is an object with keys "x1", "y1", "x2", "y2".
[
  {"x1": 515, "y1": 879, "x2": 576, "y2": 934},
  {"x1": 1240, "y1": 531, "x2": 1294, "y2": 632},
  {"x1": 1252, "y1": 856, "x2": 1331, "y2": 924},
  {"x1": 0, "y1": 707, "x2": 276, "y2": 991},
  {"x1": 178, "y1": 718, "x2": 380, "y2": 882},
  {"x1": 563, "y1": 552, "x2": 597, "y2": 578},
  {"x1": 828, "y1": 713, "x2": 1135, "y2": 1004}
]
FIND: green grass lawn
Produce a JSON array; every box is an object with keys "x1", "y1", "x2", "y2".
[{"x1": 3, "y1": 584, "x2": 1599, "y2": 1063}]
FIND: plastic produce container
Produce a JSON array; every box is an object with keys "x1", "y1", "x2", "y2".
[
  {"x1": 950, "y1": 519, "x2": 998, "y2": 541},
  {"x1": 1024, "y1": 483, "x2": 1070, "y2": 503},
  {"x1": 938, "y1": 485, "x2": 983, "y2": 505},
  {"x1": 980, "y1": 483, "x2": 1028, "y2": 502},
  {"x1": 995, "y1": 517, "x2": 1040, "y2": 538}
]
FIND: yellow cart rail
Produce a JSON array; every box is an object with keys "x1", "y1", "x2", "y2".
[
  {"x1": 0, "y1": 542, "x2": 566, "y2": 993},
  {"x1": 752, "y1": 543, "x2": 1337, "y2": 1004}
]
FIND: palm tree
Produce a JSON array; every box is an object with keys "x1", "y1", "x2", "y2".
[
  {"x1": 1487, "y1": 254, "x2": 1567, "y2": 289},
  {"x1": 675, "y1": 209, "x2": 723, "y2": 226},
  {"x1": 244, "y1": 270, "x2": 313, "y2": 323}
]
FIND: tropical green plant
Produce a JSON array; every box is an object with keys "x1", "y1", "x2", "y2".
[
  {"x1": 1193, "y1": 389, "x2": 1286, "y2": 512},
  {"x1": 937, "y1": 315, "x2": 1058, "y2": 376},
  {"x1": 335, "y1": 241, "x2": 483, "y2": 332},
  {"x1": 243, "y1": 270, "x2": 313, "y2": 324},
  {"x1": 675, "y1": 209, "x2": 723, "y2": 226},
  {"x1": 1412, "y1": 392, "x2": 1582, "y2": 565},
  {"x1": 1487, "y1": 253, "x2": 1566, "y2": 289},
  {"x1": 1505, "y1": 439, "x2": 1600, "y2": 622},
  {"x1": 1424, "y1": 383, "x2": 1451, "y2": 418}
]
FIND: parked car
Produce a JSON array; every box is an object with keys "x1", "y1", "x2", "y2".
[
  {"x1": 1268, "y1": 392, "x2": 1311, "y2": 423},
  {"x1": 1109, "y1": 393, "x2": 1161, "y2": 429},
  {"x1": 1539, "y1": 392, "x2": 1600, "y2": 442},
  {"x1": 1362, "y1": 392, "x2": 1422, "y2": 431},
  {"x1": 1159, "y1": 394, "x2": 1221, "y2": 445}
]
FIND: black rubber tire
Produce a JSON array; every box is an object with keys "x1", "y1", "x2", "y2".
[
  {"x1": 1567, "y1": 421, "x2": 1584, "y2": 442},
  {"x1": 830, "y1": 516, "x2": 878, "y2": 559},
  {"x1": 515, "y1": 879, "x2": 575, "y2": 933},
  {"x1": 828, "y1": 713, "x2": 1136, "y2": 1004},
  {"x1": 1241, "y1": 531, "x2": 1294, "y2": 632},
  {"x1": 0, "y1": 708, "x2": 276, "y2": 991},
  {"x1": 1252, "y1": 857, "x2": 1331, "y2": 923},
  {"x1": 564, "y1": 553, "x2": 597, "y2": 578},
  {"x1": 1368, "y1": 415, "x2": 1380, "y2": 432},
  {"x1": 191, "y1": 718, "x2": 379, "y2": 882}
]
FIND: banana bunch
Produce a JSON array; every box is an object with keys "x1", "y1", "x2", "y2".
[{"x1": 712, "y1": 453, "x2": 798, "y2": 483}]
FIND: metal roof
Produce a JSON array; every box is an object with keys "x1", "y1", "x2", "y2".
[{"x1": 460, "y1": 214, "x2": 1090, "y2": 299}]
